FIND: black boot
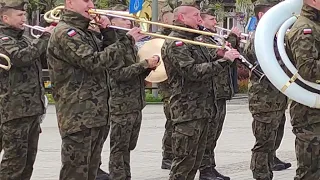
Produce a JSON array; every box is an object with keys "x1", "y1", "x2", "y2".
[
  {"x1": 212, "y1": 168, "x2": 230, "y2": 180},
  {"x1": 199, "y1": 167, "x2": 224, "y2": 180},
  {"x1": 96, "y1": 168, "x2": 110, "y2": 180},
  {"x1": 272, "y1": 157, "x2": 291, "y2": 171},
  {"x1": 161, "y1": 159, "x2": 172, "y2": 170}
]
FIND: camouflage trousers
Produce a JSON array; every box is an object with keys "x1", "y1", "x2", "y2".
[
  {"x1": 162, "y1": 99, "x2": 173, "y2": 161},
  {"x1": 109, "y1": 111, "x2": 142, "y2": 180},
  {"x1": 59, "y1": 126, "x2": 107, "y2": 180},
  {"x1": 169, "y1": 119, "x2": 209, "y2": 180},
  {"x1": 200, "y1": 99, "x2": 225, "y2": 170},
  {"x1": 290, "y1": 103, "x2": 320, "y2": 180},
  {"x1": 0, "y1": 115, "x2": 41, "y2": 180},
  {"x1": 250, "y1": 111, "x2": 286, "y2": 180}
]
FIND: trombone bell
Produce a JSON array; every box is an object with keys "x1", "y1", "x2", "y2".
[
  {"x1": 138, "y1": 38, "x2": 167, "y2": 83},
  {"x1": 0, "y1": 53, "x2": 11, "y2": 70}
]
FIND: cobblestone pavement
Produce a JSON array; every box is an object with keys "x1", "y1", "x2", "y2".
[{"x1": 17, "y1": 97, "x2": 297, "y2": 179}]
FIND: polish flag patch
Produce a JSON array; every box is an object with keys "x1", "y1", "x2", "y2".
[
  {"x1": 67, "y1": 29, "x2": 77, "y2": 37},
  {"x1": 303, "y1": 28, "x2": 312, "y2": 34},
  {"x1": 175, "y1": 41, "x2": 183, "y2": 46},
  {"x1": 1, "y1": 37, "x2": 9, "y2": 41}
]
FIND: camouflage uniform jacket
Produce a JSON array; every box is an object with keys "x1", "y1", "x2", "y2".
[
  {"x1": 46, "y1": 10, "x2": 136, "y2": 137},
  {"x1": 197, "y1": 32, "x2": 239, "y2": 100},
  {"x1": 108, "y1": 29, "x2": 151, "y2": 115},
  {"x1": 161, "y1": 23, "x2": 231, "y2": 124},
  {"x1": 0, "y1": 22, "x2": 47, "y2": 123},
  {"x1": 157, "y1": 28, "x2": 172, "y2": 101},
  {"x1": 244, "y1": 30, "x2": 288, "y2": 115},
  {"x1": 285, "y1": 4, "x2": 320, "y2": 125}
]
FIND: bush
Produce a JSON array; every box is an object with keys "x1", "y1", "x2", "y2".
[{"x1": 238, "y1": 78, "x2": 249, "y2": 93}]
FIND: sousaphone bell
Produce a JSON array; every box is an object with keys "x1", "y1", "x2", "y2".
[{"x1": 138, "y1": 38, "x2": 167, "y2": 83}]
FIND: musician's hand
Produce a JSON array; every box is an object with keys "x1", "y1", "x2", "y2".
[
  {"x1": 97, "y1": 16, "x2": 111, "y2": 29},
  {"x1": 146, "y1": 55, "x2": 160, "y2": 69},
  {"x1": 223, "y1": 49, "x2": 240, "y2": 62},
  {"x1": 44, "y1": 25, "x2": 55, "y2": 33},
  {"x1": 127, "y1": 27, "x2": 147, "y2": 43},
  {"x1": 231, "y1": 27, "x2": 241, "y2": 37}
]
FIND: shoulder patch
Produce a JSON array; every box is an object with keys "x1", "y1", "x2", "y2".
[
  {"x1": 0, "y1": 37, "x2": 10, "y2": 41},
  {"x1": 303, "y1": 28, "x2": 312, "y2": 34},
  {"x1": 67, "y1": 29, "x2": 77, "y2": 37},
  {"x1": 175, "y1": 41, "x2": 184, "y2": 46}
]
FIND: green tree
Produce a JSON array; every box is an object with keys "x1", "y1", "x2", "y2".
[{"x1": 235, "y1": 0, "x2": 254, "y2": 30}]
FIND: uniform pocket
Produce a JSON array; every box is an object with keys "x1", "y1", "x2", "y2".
[{"x1": 172, "y1": 121, "x2": 197, "y2": 157}]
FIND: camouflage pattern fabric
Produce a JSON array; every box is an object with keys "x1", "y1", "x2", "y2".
[
  {"x1": 162, "y1": 22, "x2": 227, "y2": 179},
  {"x1": 211, "y1": 99, "x2": 227, "y2": 168},
  {"x1": 162, "y1": 22, "x2": 230, "y2": 125},
  {"x1": 243, "y1": 2, "x2": 289, "y2": 179},
  {"x1": 0, "y1": 0, "x2": 28, "y2": 11},
  {"x1": 46, "y1": 9, "x2": 135, "y2": 179},
  {"x1": 156, "y1": 27, "x2": 174, "y2": 162},
  {"x1": 243, "y1": 31, "x2": 287, "y2": 115},
  {"x1": 274, "y1": 114, "x2": 285, "y2": 157},
  {"x1": 109, "y1": 112, "x2": 142, "y2": 180},
  {"x1": 60, "y1": 126, "x2": 106, "y2": 180},
  {"x1": 0, "y1": 22, "x2": 47, "y2": 123},
  {"x1": 108, "y1": 29, "x2": 151, "y2": 115},
  {"x1": 285, "y1": 4, "x2": 320, "y2": 180},
  {"x1": 170, "y1": 119, "x2": 209, "y2": 180},
  {"x1": 250, "y1": 111, "x2": 285, "y2": 179},
  {"x1": 46, "y1": 9, "x2": 134, "y2": 137},
  {"x1": 0, "y1": 116, "x2": 41, "y2": 180},
  {"x1": 253, "y1": 0, "x2": 281, "y2": 7}
]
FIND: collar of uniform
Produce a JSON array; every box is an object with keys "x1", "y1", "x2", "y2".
[
  {"x1": 0, "y1": 21, "x2": 24, "y2": 39},
  {"x1": 60, "y1": 9, "x2": 90, "y2": 30},
  {"x1": 171, "y1": 21, "x2": 200, "y2": 39},
  {"x1": 159, "y1": 28, "x2": 171, "y2": 36},
  {"x1": 301, "y1": 4, "x2": 320, "y2": 22}
]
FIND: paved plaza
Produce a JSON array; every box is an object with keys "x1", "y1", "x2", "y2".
[{"x1": 21, "y1": 96, "x2": 297, "y2": 179}]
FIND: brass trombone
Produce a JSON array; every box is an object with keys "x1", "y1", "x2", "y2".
[
  {"x1": 0, "y1": 53, "x2": 11, "y2": 70},
  {"x1": 43, "y1": 6, "x2": 228, "y2": 49}
]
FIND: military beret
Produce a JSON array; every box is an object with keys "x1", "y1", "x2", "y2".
[
  {"x1": 111, "y1": 4, "x2": 128, "y2": 11},
  {"x1": 253, "y1": 0, "x2": 280, "y2": 8},
  {"x1": 0, "y1": 0, "x2": 28, "y2": 11},
  {"x1": 201, "y1": 7, "x2": 215, "y2": 16}
]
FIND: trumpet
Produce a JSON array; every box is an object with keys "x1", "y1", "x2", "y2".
[
  {"x1": 43, "y1": 6, "x2": 229, "y2": 49},
  {"x1": 216, "y1": 26, "x2": 249, "y2": 37},
  {"x1": 0, "y1": 53, "x2": 11, "y2": 70}
]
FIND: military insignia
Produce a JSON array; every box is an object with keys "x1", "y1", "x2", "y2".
[
  {"x1": 303, "y1": 28, "x2": 312, "y2": 34},
  {"x1": 23, "y1": 3, "x2": 28, "y2": 11},
  {"x1": 1, "y1": 37, "x2": 9, "y2": 41},
  {"x1": 67, "y1": 29, "x2": 77, "y2": 37},
  {"x1": 175, "y1": 41, "x2": 184, "y2": 46}
]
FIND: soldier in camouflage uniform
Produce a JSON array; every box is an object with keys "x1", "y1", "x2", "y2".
[
  {"x1": 157, "y1": 4, "x2": 175, "y2": 170},
  {"x1": 285, "y1": 1, "x2": 320, "y2": 179},
  {"x1": 243, "y1": 0, "x2": 291, "y2": 179},
  {"x1": 197, "y1": 7, "x2": 241, "y2": 180},
  {"x1": 105, "y1": 4, "x2": 160, "y2": 180},
  {"x1": 0, "y1": 0, "x2": 52, "y2": 179},
  {"x1": 162, "y1": 5, "x2": 240, "y2": 180},
  {"x1": 46, "y1": 0, "x2": 147, "y2": 179}
]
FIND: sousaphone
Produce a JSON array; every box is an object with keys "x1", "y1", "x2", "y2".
[{"x1": 138, "y1": 38, "x2": 167, "y2": 83}]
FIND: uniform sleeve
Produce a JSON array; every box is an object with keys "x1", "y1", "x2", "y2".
[
  {"x1": 57, "y1": 29, "x2": 134, "y2": 74},
  {"x1": 287, "y1": 28, "x2": 320, "y2": 82},
  {"x1": 225, "y1": 33, "x2": 240, "y2": 49},
  {"x1": 243, "y1": 35, "x2": 257, "y2": 65},
  {"x1": 109, "y1": 58, "x2": 150, "y2": 82},
  {"x1": 168, "y1": 42, "x2": 223, "y2": 81},
  {"x1": 100, "y1": 28, "x2": 118, "y2": 48},
  {"x1": 0, "y1": 35, "x2": 48, "y2": 67}
]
